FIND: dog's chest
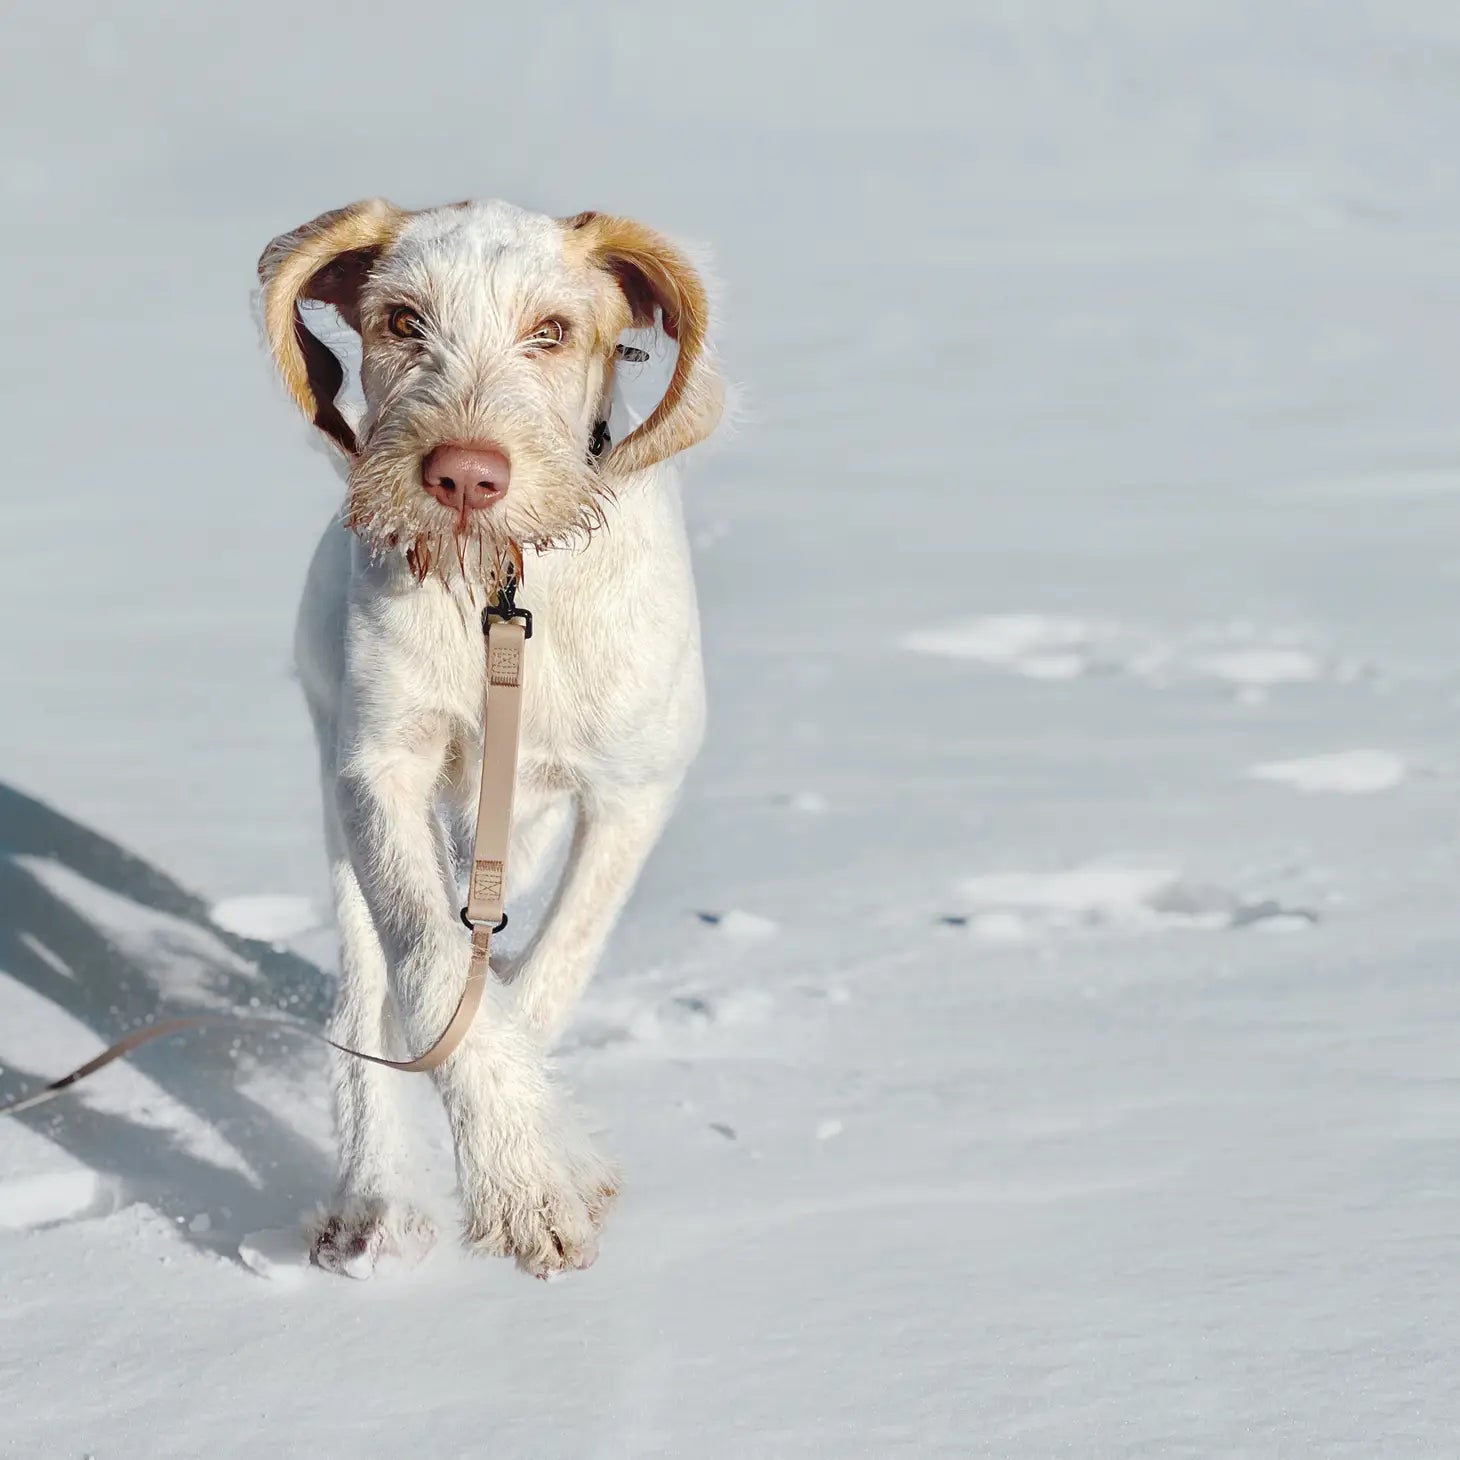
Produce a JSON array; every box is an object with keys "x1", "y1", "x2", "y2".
[
  {"x1": 517, "y1": 618, "x2": 612, "y2": 766},
  {"x1": 397, "y1": 580, "x2": 668, "y2": 780},
  {"x1": 349, "y1": 493, "x2": 701, "y2": 788}
]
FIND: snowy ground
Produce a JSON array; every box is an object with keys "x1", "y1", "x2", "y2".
[{"x1": 5, "y1": 4, "x2": 1460, "y2": 1455}]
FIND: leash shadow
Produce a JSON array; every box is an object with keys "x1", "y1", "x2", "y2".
[{"x1": 0, "y1": 781, "x2": 335, "y2": 1261}]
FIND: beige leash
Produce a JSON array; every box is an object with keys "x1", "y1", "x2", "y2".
[{"x1": 0, "y1": 580, "x2": 531, "y2": 1118}]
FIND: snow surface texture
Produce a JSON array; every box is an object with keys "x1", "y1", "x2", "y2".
[
  {"x1": 3, "y1": 3, "x2": 1460, "y2": 1455},
  {"x1": 1249, "y1": 749, "x2": 1408, "y2": 795}
]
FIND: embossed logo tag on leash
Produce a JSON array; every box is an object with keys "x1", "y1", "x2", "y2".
[{"x1": 0, "y1": 573, "x2": 531, "y2": 1117}]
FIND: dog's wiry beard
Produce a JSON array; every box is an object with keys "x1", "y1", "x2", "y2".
[{"x1": 342, "y1": 415, "x2": 614, "y2": 589}]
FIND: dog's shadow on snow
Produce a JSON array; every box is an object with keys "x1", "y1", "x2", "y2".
[{"x1": 0, "y1": 781, "x2": 333, "y2": 1259}]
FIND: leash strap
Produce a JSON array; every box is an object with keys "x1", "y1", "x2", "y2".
[{"x1": 0, "y1": 590, "x2": 529, "y2": 1115}]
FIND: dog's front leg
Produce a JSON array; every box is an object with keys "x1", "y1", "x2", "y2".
[
  {"x1": 513, "y1": 783, "x2": 679, "y2": 1044},
  {"x1": 311, "y1": 830, "x2": 436, "y2": 1278},
  {"x1": 337, "y1": 722, "x2": 617, "y2": 1277}
]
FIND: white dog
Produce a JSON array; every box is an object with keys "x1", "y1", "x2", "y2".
[{"x1": 258, "y1": 199, "x2": 723, "y2": 1278}]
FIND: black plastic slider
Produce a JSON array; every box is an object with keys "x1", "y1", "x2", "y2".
[{"x1": 460, "y1": 907, "x2": 509, "y2": 934}]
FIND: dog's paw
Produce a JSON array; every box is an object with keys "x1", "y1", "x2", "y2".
[
  {"x1": 308, "y1": 1198, "x2": 436, "y2": 1280},
  {"x1": 462, "y1": 1137, "x2": 619, "y2": 1279}
]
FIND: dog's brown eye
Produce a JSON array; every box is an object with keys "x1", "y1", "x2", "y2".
[
  {"x1": 525, "y1": 318, "x2": 566, "y2": 349},
  {"x1": 388, "y1": 306, "x2": 424, "y2": 339}
]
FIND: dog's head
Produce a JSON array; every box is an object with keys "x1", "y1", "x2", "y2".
[{"x1": 259, "y1": 199, "x2": 723, "y2": 581}]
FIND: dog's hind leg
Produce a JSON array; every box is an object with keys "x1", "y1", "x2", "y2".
[{"x1": 503, "y1": 785, "x2": 573, "y2": 904}]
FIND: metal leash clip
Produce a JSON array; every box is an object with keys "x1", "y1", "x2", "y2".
[{"x1": 482, "y1": 567, "x2": 532, "y2": 640}]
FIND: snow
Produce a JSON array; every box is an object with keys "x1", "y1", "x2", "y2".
[
  {"x1": 0, "y1": 1170, "x2": 106, "y2": 1231},
  {"x1": 1249, "y1": 748, "x2": 1408, "y2": 795},
  {"x1": 4, "y1": 2, "x2": 1460, "y2": 1455},
  {"x1": 907, "y1": 613, "x2": 1344, "y2": 694},
  {"x1": 961, "y1": 866, "x2": 1180, "y2": 917},
  {"x1": 952, "y1": 866, "x2": 1320, "y2": 938},
  {"x1": 905, "y1": 614, "x2": 1096, "y2": 677},
  {"x1": 1195, "y1": 646, "x2": 1323, "y2": 687},
  {"x1": 695, "y1": 908, "x2": 781, "y2": 941},
  {"x1": 237, "y1": 1227, "x2": 311, "y2": 1289},
  {"x1": 209, "y1": 895, "x2": 321, "y2": 942}
]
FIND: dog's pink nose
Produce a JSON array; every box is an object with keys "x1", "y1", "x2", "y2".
[{"x1": 422, "y1": 442, "x2": 511, "y2": 512}]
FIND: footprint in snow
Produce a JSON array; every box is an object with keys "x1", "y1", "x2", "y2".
[
  {"x1": 238, "y1": 1227, "x2": 312, "y2": 1289},
  {"x1": 904, "y1": 612, "x2": 1338, "y2": 694},
  {"x1": 695, "y1": 909, "x2": 778, "y2": 941},
  {"x1": 653, "y1": 988, "x2": 775, "y2": 1032},
  {"x1": 567, "y1": 985, "x2": 775, "y2": 1053},
  {"x1": 772, "y1": 790, "x2": 828, "y2": 814},
  {"x1": 942, "y1": 865, "x2": 1317, "y2": 940}
]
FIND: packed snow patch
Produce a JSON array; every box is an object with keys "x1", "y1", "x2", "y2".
[
  {"x1": 0, "y1": 1171, "x2": 107, "y2": 1231},
  {"x1": 1249, "y1": 750, "x2": 1405, "y2": 794},
  {"x1": 954, "y1": 866, "x2": 1316, "y2": 937},
  {"x1": 210, "y1": 895, "x2": 320, "y2": 941},
  {"x1": 1193, "y1": 648, "x2": 1322, "y2": 686},
  {"x1": 238, "y1": 1228, "x2": 311, "y2": 1289},
  {"x1": 963, "y1": 867, "x2": 1179, "y2": 916},
  {"x1": 904, "y1": 615, "x2": 1095, "y2": 680},
  {"x1": 907, "y1": 614, "x2": 1333, "y2": 691}
]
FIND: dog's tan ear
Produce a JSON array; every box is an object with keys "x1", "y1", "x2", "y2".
[
  {"x1": 258, "y1": 199, "x2": 407, "y2": 455},
  {"x1": 563, "y1": 212, "x2": 725, "y2": 476}
]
